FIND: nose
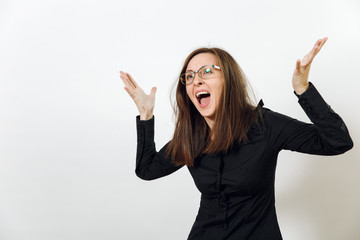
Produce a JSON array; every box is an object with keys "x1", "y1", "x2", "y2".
[{"x1": 193, "y1": 73, "x2": 203, "y2": 86}]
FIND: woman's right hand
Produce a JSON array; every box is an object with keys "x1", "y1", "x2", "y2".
[{"x1": 120, "y1": 71, "x2": 157, "y2": 120}]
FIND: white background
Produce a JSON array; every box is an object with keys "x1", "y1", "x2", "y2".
[{"x1": 0, "y1": 0, "x2": 359, "y2": 239}]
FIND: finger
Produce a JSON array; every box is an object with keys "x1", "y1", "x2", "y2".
[
  {"x1": 150, "y1": 87, "x2": 157, "y2": 97},
  {"x1": 316, "y1": 37, "x2": 327, "y2": 54},
  {"x1": 126, "y1": 73, "x2": 139, "y2": 89},
  {"x1": 122, "y1": 72, "x2": 136, "y2": 89},
  {"x1": 120, "y1": 73, "x2": 131, "y2": 89},
  {"x1": 124, "y1": 87, "x2": 136, "y2": 100},
  {"x1": 120, "y1": 71, "x2": 130, "y2": 84},
  {"x1": 123, "y1": 81, "x2": 136, "y2": 96},
  {"x1": 313, "y1": 37, "x2": 327, "y2": 56},
  {"x1": 310, "y1": 41, "x2": 321, "y2": 56},
  {"x1": 120, "y1": 71, "x2": 136, "y2": 89},
  {"x1": 307, "y1": 39, "x2": 324, "y2": 62},
  {"x1": 320, "y1": 37, "x2": 328, "y2": 47},
  {"x1": 295, "y1": 59, "x2": 301, "y2": 72}
]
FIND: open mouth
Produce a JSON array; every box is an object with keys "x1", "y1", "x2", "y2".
[{"x1": 196, "y1": 91, "x2": 211, "y2": 106}]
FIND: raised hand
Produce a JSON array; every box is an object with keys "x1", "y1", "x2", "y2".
[
  {"x1": 292, "y1": 37, "x2": 328, "y2": 95},
  {"x1": 120, "y1": 71, "x2": 157, "y2": 120}
]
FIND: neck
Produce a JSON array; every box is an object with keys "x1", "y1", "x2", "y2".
[{"x1": 204, "y1": 117, "x2": 215, "y2": 131}]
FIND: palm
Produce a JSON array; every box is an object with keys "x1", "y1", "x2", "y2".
[
  {"x1": 120, "y1": 71, "x2": 157, "y2": 120},
  {"x1": 292, "y1": 37, "x2": 327, "y2": 94},
  {"x1": 134, "y1": 87, "x2": 155, "y2": 114}
]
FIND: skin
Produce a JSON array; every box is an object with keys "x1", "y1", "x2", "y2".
[
  {"x1": 120, "y1": 37, "x2": 328, "y2": 128},
  {"x1": 292, "y1": 37, "x2": 328, "y2": 95},
  {"x1": 185, "y1": 53, "x2": 224, "y2": 129},
  {"x1": 120, "y1": 71, "x2": 157, "y2": 121}
]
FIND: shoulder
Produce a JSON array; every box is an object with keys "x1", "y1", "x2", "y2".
[
  {"x1": 247, "y1": 101, "x2": 295, "y2": 139},
  {"x1": 255, "y1": 101, "x2": 293, "y2": 126}
]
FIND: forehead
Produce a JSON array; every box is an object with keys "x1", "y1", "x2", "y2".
[{"x1": 186, "y1": 52, "x2": 218, "y2": 71}]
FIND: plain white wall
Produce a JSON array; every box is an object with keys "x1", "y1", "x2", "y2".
[{"x1": 0, "y1": 0, "x2": 359, "y2": 239}]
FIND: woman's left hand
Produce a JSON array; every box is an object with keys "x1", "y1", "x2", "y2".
[{"x1": 292, "y1": 37, "x2": 328, "y2": 95}]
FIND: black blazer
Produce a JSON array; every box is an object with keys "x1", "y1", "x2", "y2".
[{"x1": 134, "y1": 83, "x2": 353, "y2": 240}]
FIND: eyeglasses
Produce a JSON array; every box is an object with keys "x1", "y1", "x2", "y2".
[{"x1": 179, "y1": 65, "x2": 221, "y2": 85}]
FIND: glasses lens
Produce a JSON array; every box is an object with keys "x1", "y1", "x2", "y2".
[
  {"x1": 180, "y1": 72, "x2": 194, "y2": 85},
  {"x1": 199, "y1": 66, "x2": 215, "y2": 79}
]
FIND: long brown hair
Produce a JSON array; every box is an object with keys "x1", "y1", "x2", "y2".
[{"x1": 167, "y1": 47, "x2": 258, "y2": 167}]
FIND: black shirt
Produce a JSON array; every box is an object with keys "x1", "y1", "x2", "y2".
[{"x1": 134, "y1": 83, "x2": 353, "y2": 240}]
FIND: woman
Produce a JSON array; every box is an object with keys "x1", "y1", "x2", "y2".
[{"x1": 120, "y1": 37, "x2": 353, "y2": 240}]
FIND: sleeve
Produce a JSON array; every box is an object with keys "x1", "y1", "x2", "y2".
[
  {"x1": 135, "y1": 116, "x2": 184, "y2": 180},
  {"x1": 265, "y1": 83, "x2": 353, "y2": 155}
]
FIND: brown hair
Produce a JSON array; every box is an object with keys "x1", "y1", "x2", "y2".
[{"x1": 167, "y1": 47, "x2": 259, "y2": 167}]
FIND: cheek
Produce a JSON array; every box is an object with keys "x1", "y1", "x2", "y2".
[
  {"x1": 214, "y1": 83, "x2": 224, "y2": 105},
  {"x1": 186, "y1": 86, "x2": 193, "y2": 100},
  {"x1": 217, "y1": 78, "x2": 225, "y2": 97}
]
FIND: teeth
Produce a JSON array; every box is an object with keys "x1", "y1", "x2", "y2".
[{"x1": 196, "y1": 91, "x2": 210, "y2": 98}]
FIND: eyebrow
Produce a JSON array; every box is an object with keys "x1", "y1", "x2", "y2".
[{"x1": 186, "y1": 65, "x2": 211, "y2": 72}]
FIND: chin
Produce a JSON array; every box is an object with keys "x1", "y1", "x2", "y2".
[
  {"x1": 199, "y1": 109, "x2": 215, "y2": 119},
  {"x1": 192, "y1": 99, "x2": 215, "y2": 119}
]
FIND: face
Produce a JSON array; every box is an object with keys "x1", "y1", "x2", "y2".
[{"x1": 185, "y1": 53, "x2": 224, "y2": 124}]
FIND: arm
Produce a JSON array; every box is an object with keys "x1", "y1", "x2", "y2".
[
  {"x1": 120, "y1": 71, "x2": 183, "y2": 180},
  {"x1": 267, "y1": 37, "x2": 353, "y2": 154},
  {"x1": 266, "y1": 83, "x2": 353, "y2": 154},
  {"x1": 136, "y1": 116, "x2": 183, "y2": 180}
]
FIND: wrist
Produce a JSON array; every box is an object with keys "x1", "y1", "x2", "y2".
[
  {"x1": 294, "y1": 82, "x2": 309, "y2": 95},
  {"x1": 140, "y1": 111, "x2": 154, "y2": 120}
]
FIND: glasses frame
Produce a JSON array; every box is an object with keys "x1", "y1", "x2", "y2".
[{"x1": 179, "y1": 65, "x2": 221, "y2": 85}]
